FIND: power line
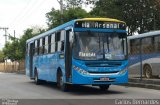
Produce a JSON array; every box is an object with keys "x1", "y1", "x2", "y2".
[
  {"x1": 9, "y1": 0, "x2": 33, "y2": 27},
  {"x1": 10, "y1": 0, "x2": 46, "y2": 30},
  {"x1": 8, "y1": 0, "x2": 46, "y2": 38},
  {"x1": 23, "y1": 0, "x2": 46, "y2": 20}
]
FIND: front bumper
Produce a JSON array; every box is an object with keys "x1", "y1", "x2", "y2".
[{"x1": 72, "y1": 70, "x2": 128, "y2": 85}]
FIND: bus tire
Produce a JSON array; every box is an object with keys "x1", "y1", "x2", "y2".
[
  {"x1": 99, "y1": 85, "x2": 110, "y2": 91},
  {"x1": 57, "y1": 70, "x2": 68, "y2": 91},
  {"x1": 144, "y1": 65, "x2": 152, "y2": 78},
  {"x1": 34, "y1": 70, "x2": 42, "y2": 85}
]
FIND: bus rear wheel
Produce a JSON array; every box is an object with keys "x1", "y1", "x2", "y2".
[
  {"x1": 34, "y1": 71, "x2": 42, "y2": 85},
  {"x1": 57, "y1": 71, "x2": 68, "y2": 91},
  {"x1": 144, "y1": 65, "x2": 152, "y2": 78},
  {"x1": 99, "y1": 85, "x2": 110, "y2": 91}
]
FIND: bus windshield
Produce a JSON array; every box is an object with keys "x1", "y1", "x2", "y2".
[{"x1": 73, "y1": 32, "x2": 127, "y2": 60}]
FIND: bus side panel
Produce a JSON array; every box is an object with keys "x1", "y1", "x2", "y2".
[
  {"x1": 47, "y1": 54, "x2": 58, "y2": 82},
  {"x1": 128, "y1": 54, "x2": 141, "y2": 77},
  {"x1": 32, "y1": 55, "x2": 49, "y2": 81},
  {"x1": 33, "y1": 56, "x2": 41, "y2": 80},
  {"x1": 32, "y1": 53, "x2": 66, "y2": 82},
  {"x1": 25, "y1": 43, "x2": 31, "y2": 77},
  {"x1": 48, "y1": 53, "x2": 65, "y2": 82},
  {"x1": 32, "y1": 56, "x2": 39, "y2": 78},
  {"x1": 129, "y1": 53, "x2": 160, "y2": 77}
]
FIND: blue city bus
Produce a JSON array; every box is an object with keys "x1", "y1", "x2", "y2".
[
  {"x1": 26, "y1": 18, "x2": 128, "y2": 91},
  {"x1": 128, "y1": 31, "x2": 160, "y2": 78}
]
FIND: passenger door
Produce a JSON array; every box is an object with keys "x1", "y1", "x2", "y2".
[
  {"x1": 29, "y1": 42, "x2": 34, "y2": 78},
  {"x1": 65, "y1": 29, "x2": 73, "y2": 82}
]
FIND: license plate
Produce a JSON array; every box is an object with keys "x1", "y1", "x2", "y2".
[{"x1": 100, "y1": 77, "x2": 110, "y2": 81}]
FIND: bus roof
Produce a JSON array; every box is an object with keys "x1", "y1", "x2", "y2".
[
  {"x1": 128, "y1": 30, "x2": 160, "y2": 40},
  {"x1": 26, "y1": 20, "x2": 75, "y2": 43},
  {"x1": 26, "y1": 18, "x2": 125, "y2": 43},
  {"x1": 76, "y1": 18, "x2": 125, "y2": 23}
]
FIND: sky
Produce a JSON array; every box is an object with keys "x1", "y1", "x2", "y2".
[
  {"x1": 0, "y1": 0, "x2": 91, "y2": 50},
  {"x1": 0, "y1": 0, "x2": 60, "y2": 49}
]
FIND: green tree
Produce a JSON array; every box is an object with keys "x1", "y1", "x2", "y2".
[
  {"x1": 64, "y1": 0, "x2": 83, "y2": 8},
  {"x1": 0, "y1": 50, "x2": 5, "y2": 62},
  {"x1": 90, "y1": 0, "x2": 160, "y2": 35},
  {"x1": 2, "y1": 27, "x2": 45, "y2": 61},
  {"x1": 46, "y1": 7, "x2": 90, "y2": 29},
  {"x1": 3, "y1": 41, "x2": 20, "y2": 61},
  {"x1": 18, "y1": 27, "x2": 45, "y2": 59},
  {"x1": 63, "y1": 0, "x2": 96, "y2": 8}
]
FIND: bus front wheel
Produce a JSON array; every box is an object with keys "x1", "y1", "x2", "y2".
[
  {"x1": 144, "y1": 65, "x2": 152, "y2": 78},
  {"x1": 34, "y1": 71, "x2": 42, "y2": 85},
  {"x1": 57, "y1": 71, "x2": 68, "y2": 91},
  {"x1": 99, "y1": 85, "x2": 110, "y2": 91}
]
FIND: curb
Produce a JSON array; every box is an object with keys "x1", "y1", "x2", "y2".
[
  {"x1": 123, "y1": 82, "x2": 160, "y2": 90},
  {"x1": 129, "y1": 78, "x2": 160, "y2": 85},
  {"x1": 122, "y1": 78, "x2": 160, "y2": 90}
]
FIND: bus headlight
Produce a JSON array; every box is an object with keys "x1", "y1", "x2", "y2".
[
  {"x1": 73, "y1": 65, "x2": 89, "y2": 75},
  {"x1": 119, "y1": 68, "x2": 127, "y2": 74}
]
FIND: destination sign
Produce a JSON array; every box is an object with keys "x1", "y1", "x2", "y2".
[{"x1": 75, "y1": 21, "x2": 126, "y2": 29}]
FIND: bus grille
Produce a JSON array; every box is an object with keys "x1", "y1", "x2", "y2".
[
  {"x1": 85, "y1": 62, "x2": 122, "y2": 67},
  {"x1": 88, "y1": 71, "x2": 119, "y2": 74}
]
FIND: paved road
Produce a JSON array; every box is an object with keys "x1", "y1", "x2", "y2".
[{"x1": 0, "y1": 72, "x2": 160, "y2": 99}]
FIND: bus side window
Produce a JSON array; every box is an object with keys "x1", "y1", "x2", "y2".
[
  {"x1": 142, "y1": 37, "x2": 154, "y2": 54},
  {"x1": 60, "y1": 30, "x2": 65, "y2": 52},
  {"x1": 154, "y1": 35, "x2": 160, "y2": 52},
  {"x1": 33, "y1": 41, "x2": 35, "y2": 55},
  {"x1": 37, "y1": 39, "x2": 40, "y2": 55},
  {"x1": 48, "y1": 35, "x2": 51, "y2": 53},
  {"x1": 56, "y1": 32, "x2": 61, "y2": 42},
  {"x1": 130, "y1": 39, "x2": 140, "y2": 55},
  {"x1": 55, "y1": 32, "x2": 60, "y2": 52},
  {"x1": 69, "y1": 31, "x2": 74, "y2": 42},
  {"x1": 44, "y1": 36, "x2": 48, "y2": 54},
  {"x1": 58, "y1": 41, "x2": 61, "y2": 52},
  {"x1": 61, "y1": 41, "x2": 64, "y2": 51},
  {"x1": 61, "y1": 30, "x2": 65, "y2": 41},
  {"x1": 57, "y1": 30, "x2": 65, "y2": 52},
  {"x1": 42, "y1": 37, "x2": 45, "y2": 54},
  {"x1": 39, "y1": 38, "x2": 43, "y2": 54},
  {"x1": 51, "y1": 33, "x2": 55, "y2": 53},
  {"x1": 35, "y1": 40, "x2": 37, "y2": 55}
]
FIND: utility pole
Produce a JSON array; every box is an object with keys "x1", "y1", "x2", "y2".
[
  {"x1": 0, "y1": 27, "x2": 8, "y2": 71},
  {"x1": 0, "y1": 27, "x2": 9, "y2": 45},
  {"x1": 58, "y1": 0, "x2": 64, "y2": 14},
  {"x1": 8, "y1": 30, "x2": 18, "y2": 71},
  {"x1": 57, "y1": 0, "x2": 64, "y2": 24},
  {"x1": 13, "y1": 30, "x2": 16, "y2": 71}
]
